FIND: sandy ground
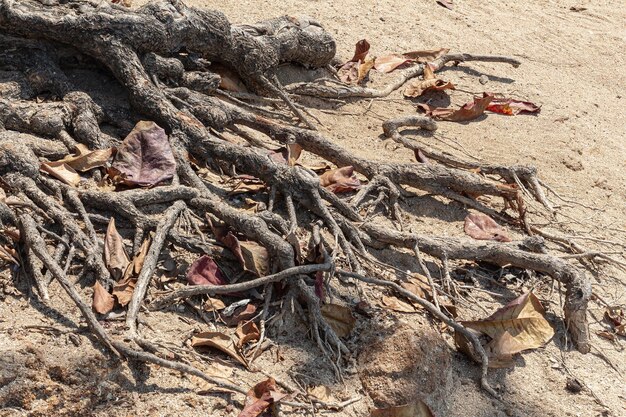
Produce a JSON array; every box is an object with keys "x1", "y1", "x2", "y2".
[{"x1": 1, "y1": 0, "x2": 625, "y2": 416}]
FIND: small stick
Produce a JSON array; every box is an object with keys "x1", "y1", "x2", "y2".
[
  {"x1": 413, "y1": 243, "x2": 440, "y2": 311},
  {"x1": 126, "y1": 201, "x2": 186, "y2": 336}
]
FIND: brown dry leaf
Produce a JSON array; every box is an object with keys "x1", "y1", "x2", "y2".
[
  {"x1": 128, "y1": 237, "x2": 150, "y2": 276},
  {"x1": 307, "y1": 385, "x2": 333, "y2": 402},
  {"x1": 321, "y1": 304, "x2": 356, "y2": 338},
  {"x1": 596, "y1": 330, "x2": 616, "y2": 341},
  {"x1": 374, "y1": 55, "x2": 412, "y2": 73},
  {"x1": 59, "y1": 144, "x2": 114, "y2": 172},
  {"x1": 211, "y1": 223, "x2": 270, "y2": 277},
  {"x1": 464, "y1": 213, "x2": 511, "y2": 242},
  {"x1": 239, "y1": 378, "x2": 287, "y2": 417},
  {"x1": 92, "y1": 281, "x2": 114, "y2": 314},
  {"x1": 187, "y1": 255, "x2": 227, "y2": 286},
  {"x1": 204, "y1": 297, "x2": 226, "y2": 312},
  {"x1": 459, "y1": 292, "x2": 555, "y2": 363},
  {"x1": 222, "y1": 304, "x2": 258, "y2": 327},
  {"x1": 212, "y1": 63, "x2": 249, "y2": 93},
  {"x1": 239, "y1": 241, "x2": 270, "y2": 277},
  {"x1": 104, "y1": 218, "x2": 130, "y2": 280},
  {"x1": 337, "y1": 61, "x2": 359, "y2": 83},
  {"x1": 404, "y1": 64, "x2": 455, "y2": 97},
  {"x1": 191, "y1": 332, "x2": 248, "y2": 368},
  {"x1": 319, "y1": 166, "x2": 361, "y2": 193},
  {"x1": 417, "y1": 93, "x2": 494, "y2": 122},
  {"x1": 236, "y1": 321, "x2": 260, "y2": 349},
  {"x1": 403, "y1": 48, "x2": 450, "y2": 63},
  {"x1": 40, "y1": 161, "x2": 81, "y2": 186},
  {"x1": 0, "y1": 245, "x2": 18, "y2": 265},
  {"x1": 486, "y1": 96, "x2": 541, "y2": 116},
  {"x1": 358, "y1": 57, "x2": 376, "y2": 83},
  {"x1": 112, "y1": 275, "x2": 136, "y2": 307},
  {"x1": 371, "y1": 399, "x2": 434, "y2": 417},
  {"x1": 380, "y1": 295, "x2": 418, "y2": 313},
  {"x1": 109, "y1": 121, "x2": 176, "y2": 187},
  {"x1": 337, "y1": 39, "x2": 371, "y2": 84}
]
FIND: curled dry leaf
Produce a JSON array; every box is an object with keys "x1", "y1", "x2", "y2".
[
  {"x1": 112, "y1": 237, "x2": 150, "y2": 306},
  {"x1": 268, "y1": 143, "x2": 303, "y2": 166},
  {"x1": 403, "y1": 48, "x2": 449, "y2": 63},
  {"x1": 371, "y1": 399, "x2": 435, "y2": 417},
  {"x1": 417, "y1": 93, "x2": 494, "y2": 122},
  {"x1": 350, "y1": 39, "x2": 371, "y2": 62},
  {"x1": 204, "y1": 297, "x2": 226, "y2": 312},
  {"x1": 58, "y1": 144, "x2": 114, "y2": 172},
  {"x1": 319, "y1": 166, "x2": 361, "y2": 193},
  {"x1": 238, "y1": 378, "x2": 287, "y2": 417},
  {"x1": 486, "y1": 96, "x2": 541, "y2": 115},
  {"x1": 186, "y1": 255, "x2": 227, "y2": 286},
  {"x1": 456, "y1": 292, "x2": 555, "y2": 367},
  {"x1": 464, "y1": 213, "x2": 511, "y2": 242},
  {"x1": 191, "y1": 331, "x2": 248, "y2": 368},
  {"x1": 92, "y1": 281, "x2": 114, "y2": 314},
  {"x1": 104, "y1": 218, "x2": 130, "y2": 280},
  {"x1": 236, "y1": 321, "x2": 261, "y2": 349},
  {"x1": 211, "y1": 223, "x2": 270, "y2": 277},
  {"x1": 321, "y1": 304, "x2": 356, "y2": 338},
  {"x1": 109, "y1": 121, "x2": 176, "y2": 187},
  {"x1": 40, "y1": 161, "x2": 81, "y2": 187},
  {"x1": 374, "y1": 55, "x2": 413, "y2": 73},
  {"x1": 404, "y1": 64, "x2": 455, "y2": 98},
  {"x1": 337, "y1": 39, "x2": 372, "y2": 84},
  {"x1": 222, "y1": 303, "x2": 257, "y2": 327}
]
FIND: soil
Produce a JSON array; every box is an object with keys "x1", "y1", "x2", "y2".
[{"x1": 1, "y1": 0, "x2": 625, "y2": 416}]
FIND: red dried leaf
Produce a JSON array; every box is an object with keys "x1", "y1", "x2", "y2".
[
  {"x1": 374, "y1": 55, "x2": 413, "y2": 73},
  {"x1": 464, "y1": 213, "x2": 511, "y2": 242},
  {"x1": 187, "y1": 255, "x2": 227, "y2": 286},
  {"x1": 222, "y1": 304, "x2": 258, "y2": 327},
  {"x1": 319, "y1": 166, "x2": 361, "y2": 193},
  {"x1": 109, "y1": 121, "x2": 176, "y2": 187},
  {"x1": 238, "y1": 378, "x2": 287, "y2": 417},
  {"x1": 417, "y1": 93, "x2": 494, "y2": 122},
  {"x1": 210, "y1": 223, "x2": 270, "y2": 277},
  {"x1": 350, "y1": 39, "x2": 370, "y2": 63},
  {"x1": 486, "y1": 97, "x2": 541, "y2": 115},
  {"x1": 92, "y1": 281, "x2": 114, "y2": 314}
]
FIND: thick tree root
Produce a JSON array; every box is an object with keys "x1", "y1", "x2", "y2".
[{"x1": 0, "y1": 0, "x2": 597, "y2": 402}]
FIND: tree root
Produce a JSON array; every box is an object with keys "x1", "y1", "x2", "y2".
[{"x1": 0, "y1": 0, "x2": 599, "y2": 404}]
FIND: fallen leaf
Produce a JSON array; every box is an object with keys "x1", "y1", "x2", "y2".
[
  {"x1": 417, "y1": 93, "x2": 493, "y2": 122},
  {"x1": 464, "y1": 213, "x2": 511, "y2": 242},
  {"x1": 104, "y1": 218, "x2": 130, "y2": 280},
  {"x1": 239, "y1": 378, "x2": 287, "y2": 417},
  {"x1": 92, "y1": 281, "x2": 114, "y2": 314},
  {"x1": 236, "y1": 321, "x2": 261, "y2": 348},
  {"x1": 486, "y1": 96, "x2": 541, "y2": 116},
  {"x1": 321, "y1": 304, "x2": 356, "y2": 338},
  {"x1": 40, "y1": 161, "x2": 81, "y2": 186},
  {"x1": 211, "y1": 63, "x2": 249, "y2": 93},
  {"x1": 350, "y1": 39, "x2": 371, "y2": 62},
  {"x1": 204, "y1": 297, "x2": 226, "y2": 312},
  {"x1": 128, "y1": 237, "x2": 150, "y2": 277},
  {"x1": 307, "y1": 385, "x2": 333, "y2": 402},
  {"x1": 112, "y1": 275, "x2": 136, "y2": 306},
  {"x1": 457, "y1": 292, "x2": 555, "y2": 365},
  {"x1": 269, "y1": 143, "x2": 303, "y2": 166},
  {"x1": 379, "y1": 294, "x2": 418, "y2": 313},
  {"x1": 211, "y1": 223, "x2": 270, "y2": 277},
  {"x1": 371, "y1": 399, "x2": 434, "y2": 417},
  {"x1": 403, "y1": 48, "x2": 450, "y2": 63},
  {"x1": 414, "y1": 149, "x2": 431, "y2": 164},
  {"x1": 436, "y1": 0, "x2": 453, "y2": 10},
  {"x1": 187, "y1": 255, "x2": 227, "y2": 286},
  {"x1": 374, "y1": 55, "x2": 413, "y2": 73},
  {"x1": 403, "y1": 64, "x2": 455, "y2": 97},
  {"x1": 319, "y1": 166, "x2": 361, "y2": 193},
  {"x1": 337, "y1": 61, "x2": 359, "y2": 83},
  {"x1": 222, "y1": 304, "x2": 258, "y2": 327},
  {"x1": 59, "y1": 144, "x2": 114, "y2": 172},
  {"x1": 358, "y1": 57, "x2": 376, "y2": 83},
  {"x1": 109, "y1": 121, "x2": 176, "y2": 187},
  {"x1": 596, "y1": 330, "x2": 616, "y2": 341},
  {"x1": 191, "y1": 332, "x2": 248, "y2": 368}
]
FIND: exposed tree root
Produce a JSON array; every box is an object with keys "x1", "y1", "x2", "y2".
[{"x1": 0, "y1": 0, "x2": 599, "y2": 404}]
